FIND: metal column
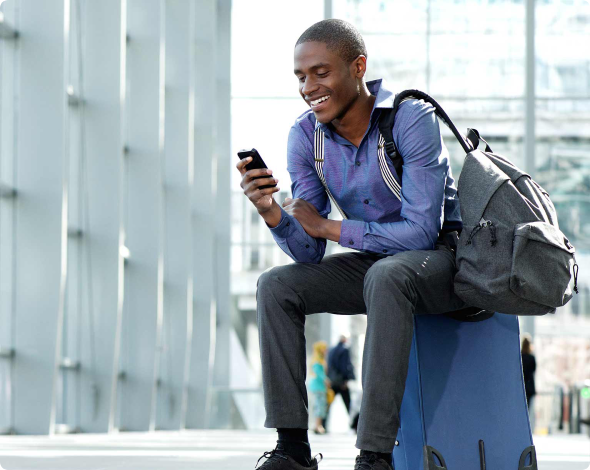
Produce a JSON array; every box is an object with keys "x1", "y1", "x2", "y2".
[
  {"x1": 117, "y1": 0, "x2": 165, "y2": 432},
  {"x1": 73, "y1": 0, "x2": 125, "y2": 433},
  {"x1": 324, "y1": 0, "x2": 332, "y2": 19},
  {"x1": 12, "y1": 0, "x2": 70, "y2": 435},
  {"x1": 0, "y1": 0, "x2": 18, "y2": 434},
  {"x1": 211, "y1": 0, "x2": 232, "y2": 429},
  {"x1": 521, "y1": 0, "x2": 536, "y2": 340},
  {"x1": 155, "y1": 0, "x2": 194, "y2": 431},
  {"x1": 187, "y1": 0, "x2": 216, "y2": 429},
  {"x1": 187, "y1": 0, "x2": 232, "y2": 429}
]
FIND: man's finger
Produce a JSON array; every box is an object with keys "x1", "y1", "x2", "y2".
[
  {"x1": 245, "y1": 168, "x2": 272, "y2": 181},
  {"x1": 236, "y1": 156, "x2": 252, "y2": 173}
]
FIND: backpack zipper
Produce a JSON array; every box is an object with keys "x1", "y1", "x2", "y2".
[{"x1": 466, "y1": 218, "x2": 497, "y2": 246}]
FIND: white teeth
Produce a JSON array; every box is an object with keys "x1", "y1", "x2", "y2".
[{"x1": 311, "y1": 95, "x2": 330, "y2": 106}]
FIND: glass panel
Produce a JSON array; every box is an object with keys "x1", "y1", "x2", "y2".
[
  {"x1": 535, "y1": 136, "x2": 590, "y2": 251},
  {"x1": 231, "y1": 0, "x2": 324, "y2": 99},
  {"x1": 430, "y1": 1, "x2": 525, "y2": 97},
  {"x1": 333, "y1": 0, "x2": 428, "y2": 35},
  {"x1": 536, "y1": 1, "x2": 590, "y2": 98},
  {"x1": 363, "y1": 34, "x2": 428, "y2": 90}
]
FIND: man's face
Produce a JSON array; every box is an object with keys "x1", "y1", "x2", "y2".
[{"x1": 294, "y1": 41, "x2": 359, "y2": 124}]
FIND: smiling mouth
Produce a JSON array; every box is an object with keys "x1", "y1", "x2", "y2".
[{"x1": 310, "y1": 95, "x2": 330, "y2": 108}]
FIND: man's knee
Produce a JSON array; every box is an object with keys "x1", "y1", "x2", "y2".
[
  {"x1": 257, "y1": 265, "x2": 281, "y2": 294},
  {"x1": 256, "y1": 264, "x2": 298, "y2": 304},
  {"x1": 363, "y1": 254, "x2": 417, "y2": 298}
]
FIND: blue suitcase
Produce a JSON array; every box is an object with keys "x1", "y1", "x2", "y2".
[{"x1": 392, "y1": 313, "x2": 538, "y2": 470}]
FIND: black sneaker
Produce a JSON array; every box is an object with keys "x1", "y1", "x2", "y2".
[
  {"x1": 255, "y1": 446, "x2": 322, "y2": 470},
  {"x1": 353, "y1": 453, "x2": 393, "y2": 470}
]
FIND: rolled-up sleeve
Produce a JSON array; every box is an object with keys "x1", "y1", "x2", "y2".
[
  {"x1": 268, "y1": 123, "x2": 331, "y2": 264},
  {"x1": 338, "y1": 101, "x2": 449, "y2": 255}
]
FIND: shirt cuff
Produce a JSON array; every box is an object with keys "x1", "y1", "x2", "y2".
[
  {"x1": 267, "y1": 206, "x2": 293, "y2": 239},
  {"x1": 339, "y1": 219, "x2": 365, "y2": 250}
]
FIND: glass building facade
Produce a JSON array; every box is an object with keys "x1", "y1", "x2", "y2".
[{"x1": 230, "y1": 0, "x2": 590, "y2": 433}]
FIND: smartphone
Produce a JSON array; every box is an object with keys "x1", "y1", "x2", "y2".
[{"x1": 237, "y1": 148, "x2": 277, "y2": 190}]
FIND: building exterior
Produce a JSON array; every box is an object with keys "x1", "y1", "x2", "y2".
[{"x1": 0, "y1": 0, "x2": 588, "y2": 434}]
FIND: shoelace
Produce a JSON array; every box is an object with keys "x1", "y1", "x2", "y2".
[
  {"x1": 255, "y1": 448, "x2": 288, "y2": 469},
  {"x1": 355, "y1": 453, "x2": 380, "y2": 470}
]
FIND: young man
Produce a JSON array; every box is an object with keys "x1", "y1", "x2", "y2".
[{"x1": 237, "y1": 19, "x2": 464, "y2": 470}]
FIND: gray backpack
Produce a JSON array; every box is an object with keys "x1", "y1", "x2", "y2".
[
  {"x1": 454, "y1": 130, "x2": 578, "y2": 315},
  {"x1": 368, "y1": 90, "x2": 578, "y2": 316}
]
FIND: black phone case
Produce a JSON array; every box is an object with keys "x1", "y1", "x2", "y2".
[{"x1": 237, "y1": 148, "x2": 277, "y2": 190}]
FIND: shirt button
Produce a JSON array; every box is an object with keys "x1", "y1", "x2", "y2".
[
  {"x1": 286, "y1": 222, "x2": 290, "y2": 226},
  {"x1": 356, "y1": 161, "x2": 361, "y2": 166},
  {"x1": 382, "y1": 249, "x2": 387, "y2": 253},
  {"x1": 364, "y1": 199, "x2": 369, "y2": 204},
  {"x1": 305, "y1": 244, "x2": 310, "y2": 248},
  {"x1": 349, "y1": 240, "x2": 354, "y2": 245}
]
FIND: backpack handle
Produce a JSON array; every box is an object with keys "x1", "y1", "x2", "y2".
[
  {"x1": 392, "y1": 89, "x2": 474, "y2": 154},
  {"x1": 467, "y1": 128, "x2": 493, "y2": 153}
]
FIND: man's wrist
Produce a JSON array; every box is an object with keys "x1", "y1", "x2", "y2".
[
  {"x1": 259, "y1": 200, "x2": 282, "y2": 228},
  {"x1": 319, "y1": 219, "x2": 342, "y2": 242}
]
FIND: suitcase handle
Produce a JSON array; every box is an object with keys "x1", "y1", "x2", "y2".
[
  {"x1": 518, "y1": 446, "x2": 538, "y2": 470},
  {"x1": 423, "y1": 445, "x2": 448, "y2": 470},
  {"x1": 479, "y1": 440, "x2": 486, "y2": 470}
]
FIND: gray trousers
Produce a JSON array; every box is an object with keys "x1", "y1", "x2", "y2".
[{"x1": 256, "y1": 240, "x2": 465, "y2": 452}]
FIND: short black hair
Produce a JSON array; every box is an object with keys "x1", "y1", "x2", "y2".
[{"x1": 295, "y1": 19, "x2": 367, "y2": 64}]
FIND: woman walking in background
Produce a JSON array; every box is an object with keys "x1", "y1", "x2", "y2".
[{"x1": 309, "y1": 341, "x2": 330, "y2": 435}]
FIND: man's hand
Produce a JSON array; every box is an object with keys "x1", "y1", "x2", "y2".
[
  {"x1": 282, "y1": 197, "x2": 326, "y2": 238},
  {"x1": 236, "y1": 157, "x2": 280, "y2": 214}
]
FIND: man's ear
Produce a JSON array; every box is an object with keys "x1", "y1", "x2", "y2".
[{"x1": 352, "y1": 55, "x2": 367, "y2": 79}]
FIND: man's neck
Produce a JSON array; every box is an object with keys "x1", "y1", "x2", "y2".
[{"x1": 330, "y1": 90, "x2": 376, "y2": 148}]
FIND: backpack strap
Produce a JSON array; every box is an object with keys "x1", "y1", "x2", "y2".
[
  {"x1": 312, "y1": 123, "x2": 403, "y2": 218},
  {"x1": 313, "y1": 126, "x2": 348, "y2": 220},
  {"x1": 376, "y1": 131, "x2": 402, "y2": 201},
  {"x1": 377, "y1": 108, "x2": 403, "y2": 181},
  {"x1": 310, "y1": 90, "x2": 476, "y2": 222},
  {"x1": 388, "y1": 89, "x2": 474, "y2": 155}
]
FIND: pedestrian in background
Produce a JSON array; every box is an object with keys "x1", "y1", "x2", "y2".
[
  {"x1": 521, "y1": 334, "x2": 536, "y2": 411},
  {"x1": 309, "y1": 341, "x2": 330, "y2": 435},
  {"x1": 324, "y1": 335, "x2": 356, "y2": 432}
]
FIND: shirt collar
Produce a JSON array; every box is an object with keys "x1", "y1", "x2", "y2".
[
  {"x1": 370, "y1": 79, "x2": 395, "y2": 109},
  {"x1": 315, "y1": 78, "x2": 394, "y2": 134}
]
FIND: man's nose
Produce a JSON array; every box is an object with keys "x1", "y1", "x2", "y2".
[{"x1": 301, "y1": 77, "x2": 319, "y2": 98}]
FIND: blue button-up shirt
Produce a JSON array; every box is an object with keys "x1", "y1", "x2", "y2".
[{"x1": 269, "y1": 79, "x2": 461, "y2": 264}]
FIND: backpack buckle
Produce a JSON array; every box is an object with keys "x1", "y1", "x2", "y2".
[{"x1": 384, "y1": 141, "x2": 396, "y2": 157}]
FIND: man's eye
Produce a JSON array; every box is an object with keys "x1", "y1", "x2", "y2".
[
  {"x1": 317, "y1": 72, "x2": 329, "y2": 77},
  {"x1": 298, "y1": 76, "x2": 305, "y2": 83}
]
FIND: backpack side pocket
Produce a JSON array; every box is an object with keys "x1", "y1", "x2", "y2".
[{"x1": 510, "y1": 222, "x2": 575, "y2": 308}]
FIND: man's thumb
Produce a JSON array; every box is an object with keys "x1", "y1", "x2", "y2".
[{"x1": 282, "y1": 197, "x2": 292, "y2": 207}]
